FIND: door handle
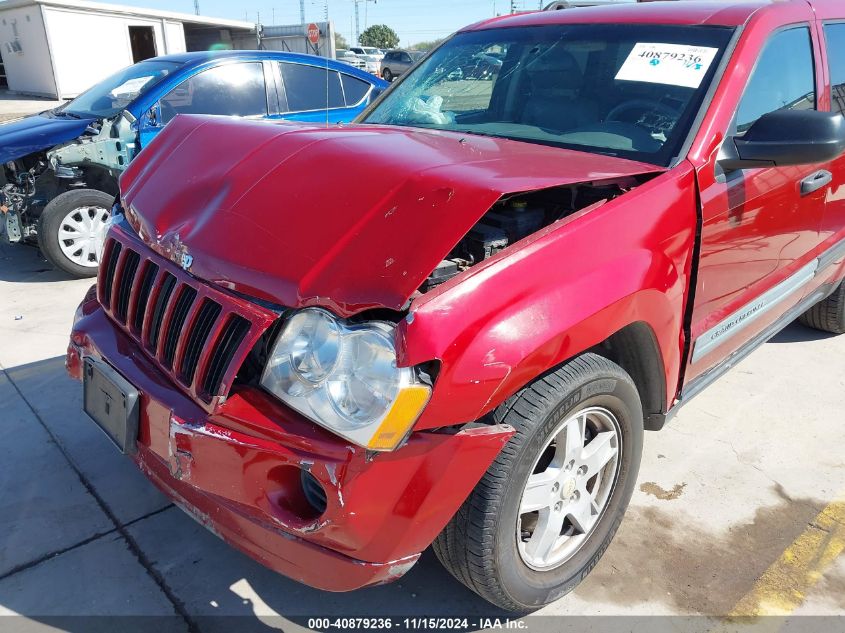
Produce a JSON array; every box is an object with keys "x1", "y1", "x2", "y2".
[{"x1": 800, "y1": 169, "x2": 833, "y2": 196}]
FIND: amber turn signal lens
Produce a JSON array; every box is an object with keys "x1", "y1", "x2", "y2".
[{"x1": 367, "y1": 384, "x2": 432, "y2": 450}]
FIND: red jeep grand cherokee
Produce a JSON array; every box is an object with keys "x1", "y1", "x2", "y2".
[{"x1": 68, "y1": 0, "x2": 845, "y2": 611}]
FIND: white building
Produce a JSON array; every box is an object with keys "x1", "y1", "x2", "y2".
[{"x1": 0, "y1": 0, "x2": 256, "y2": 98}]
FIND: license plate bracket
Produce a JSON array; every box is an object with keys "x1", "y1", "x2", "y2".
[{"x1": 83, "y1": 357, "x2": 140, "y2": 454}]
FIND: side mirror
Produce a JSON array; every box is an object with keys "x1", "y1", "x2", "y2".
[
  {"x1": 145, "y1": 103, "x2": 162, "y2": 128},
  {"x1": 719, "y1": 109, "x2": 845, "y2": 171}
]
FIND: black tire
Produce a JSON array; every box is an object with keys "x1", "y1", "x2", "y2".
[
  {"x1": 38, "y1": 189, "x2": 113, "y2": 278},
  {"x1": 432, "y1": 353, "x2": 643, "y2": 612},
  {"x1": 799, "y1": 281, "x2": 845, "y2": 334},
  {"x1": 382, "y1": 68, "x2": 393, "y2": 82}
]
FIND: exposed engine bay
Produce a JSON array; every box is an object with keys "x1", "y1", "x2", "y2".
[
  {"x1": 1, "y1": 111, "x2": 135, "y2": 244},
  {"x1": 421, "y1": 177, "x2": 644, "y2": 293}
]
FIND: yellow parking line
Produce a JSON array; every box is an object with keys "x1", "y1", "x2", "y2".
[{"x1": 728, "y1": 496, "x2": 845, "y2": 617}]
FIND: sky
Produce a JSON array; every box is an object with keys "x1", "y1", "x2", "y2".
[{"x1": 110, "y1": 0, "x2": 550, "y2": 48}]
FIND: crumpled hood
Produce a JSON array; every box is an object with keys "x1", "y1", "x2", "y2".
[
  {"x1": 120, "y1": 115, "x2": 663, "y2": 316},
  {"x1": 0, "y1": 112, "x2": 96, "y2": 163}
]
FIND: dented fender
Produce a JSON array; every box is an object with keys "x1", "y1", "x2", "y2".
[{"x1": 399, "y1": 164, "x2": 699, "y2": 429}]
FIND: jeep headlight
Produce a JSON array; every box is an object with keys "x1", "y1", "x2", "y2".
[{"x1": 260, "y1": 308, "x2": 431, "y2": 450}]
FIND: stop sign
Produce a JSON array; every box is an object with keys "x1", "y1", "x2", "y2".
[{"x1": 307, "y1": 23, "x2": 320, "y2": 45}]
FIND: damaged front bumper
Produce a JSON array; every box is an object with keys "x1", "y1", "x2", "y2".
[{"x1": 67, "y1": 290, "x2": 513, "y2": 591}]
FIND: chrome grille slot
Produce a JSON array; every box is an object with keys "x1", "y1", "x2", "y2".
[
  {"x1": 180, "y1": 299, "x2": 222, "y2": 385},
  {"x1": 148, "y1": 272, "x2": 176, "y2": 352},
  {"x1": 101, "y1": 241, "x2": 121, "y2": 310},
  {"x1": 132, "y1": 262, "x2": 159, "y2": 333},
  {"x1": 202, "y1": 315, "x2": 251, "y2": 400},
  {"x1": 162, "y1": 285, "x2": 197, "y2": 369},
  {"x1": 115, "y1": 250, "x2": 140, "y2": 324}
]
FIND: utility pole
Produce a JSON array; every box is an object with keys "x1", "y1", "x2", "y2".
[
  {"x1": 354, "y1": 0, "x2": 360, "y2": 44},
  {"x1": 299, "y1": 0, "x2": 306, "y2": 25},
  {"x1": 353, "y1": 0, "x2": 376, "y2": 44},
  {"x1": 193, "y1": 0, "x2": 199, "y2": 15},
  {"x1": 510, "y1": 0, "x2": 518, "y2": 14}
]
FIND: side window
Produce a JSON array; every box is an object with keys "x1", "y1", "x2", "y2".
[
  {"x1": 159, "y1": 62, "x2": 267, "y2": 123},
  {"x1": 340, "y1": 73, "x2": 371, "y2": 105},
  {"x1": 736, "y1": 27, "x2": 815, "y2": 133},
  {"x1": 824, "y1": 23, "x2": 845, "y2": 116},
  {"x1": 280, "y1": 63, "x2": 345, "y2": 111},
  {"x1": 401, "y1": 53, "x2": 412, "y2": 63}
]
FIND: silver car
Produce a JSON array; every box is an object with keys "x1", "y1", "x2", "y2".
[
  {"x1": 380, "y1": 50, "x2": 424, "y2": 82},
  {"x1": 336, "y1": 49, "x2": 367, "y2": 71}
]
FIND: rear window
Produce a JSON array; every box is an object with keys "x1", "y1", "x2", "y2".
[
  {"x1": 281, "y1": 63, "x2": 345, "y2": 111},
  {"x1": 341, "y1": 73, "x2": 371, "y2": 105}
]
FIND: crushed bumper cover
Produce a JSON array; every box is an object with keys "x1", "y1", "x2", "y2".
[{"x1": 68, "y1": 293, "x2": 513, "y2": 591}]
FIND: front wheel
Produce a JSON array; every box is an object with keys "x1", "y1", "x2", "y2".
[
  {"x1": 433, "y1": 353, "x2": 643, "y2": 612},
  {"x1": 382, "y1": 68, "x2": 393, "y2": 82},
  {"x1": 38, "y1": 189, "x2": 113, "y2": 278}
]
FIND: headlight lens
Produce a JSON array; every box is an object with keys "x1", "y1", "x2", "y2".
[
  {"x1": 260, "y1": 308, "x2": 430, "y2": 450},
  {"x1": 285, "y1": 309, "x2": 340, "y2": 389}
]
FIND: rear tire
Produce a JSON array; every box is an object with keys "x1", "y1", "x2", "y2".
[
  {"x1": 37, "y1": 189, "x2": 113, "y2": 278},
  {"x1": 433, "y1": 353, "x2": 643, "y2": 612},
  {"x1": 799, "y1": 281, "x2": 845, "y2": 334}
]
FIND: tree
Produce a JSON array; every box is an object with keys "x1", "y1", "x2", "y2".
[
  {"x1": 409, "y1": 38, "x2": 444, "y2": 51},
  {"x1": 334, "y1": 32, "x2": 348, "y2": 50},
  {"x1": 360, "y1": 24, "x2": 399, "y2": 49}
]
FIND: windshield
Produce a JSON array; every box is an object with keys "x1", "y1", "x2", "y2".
[
  {"x1": 363, "y1": 24, "x2": 734, "y2": 165},
  {"x1": 62, "y1": 60, "x2": 182, "y2": 118}
]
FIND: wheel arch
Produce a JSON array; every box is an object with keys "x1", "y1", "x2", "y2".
[
  {"x1": 487, "y1": 318, "x2": 669, "y2": 431},
  {"x1": 589, "y1": 321, "x2": 667, "y2": 430}
]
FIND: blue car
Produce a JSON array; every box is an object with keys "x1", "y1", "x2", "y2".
[{"x1": 0, "y1": 51, "x2": 386, "y2": 276}]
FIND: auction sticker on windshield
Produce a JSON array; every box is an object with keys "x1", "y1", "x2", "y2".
[{"x1": 615, "y1": 43, "x2": 718, "y2": 88}]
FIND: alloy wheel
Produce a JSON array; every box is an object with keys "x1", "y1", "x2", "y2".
[{"x1": 516, "y1": 406, "x2": 621, "y2": 571}]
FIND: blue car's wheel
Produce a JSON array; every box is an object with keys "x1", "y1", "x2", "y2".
[{"x1": 38, "y1": 188, "x2": 113, "y2": 278}]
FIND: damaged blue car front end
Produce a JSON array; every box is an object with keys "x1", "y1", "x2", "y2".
[{"x1": 1, "y1": 51, "x2": 385, "y2": 275}]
